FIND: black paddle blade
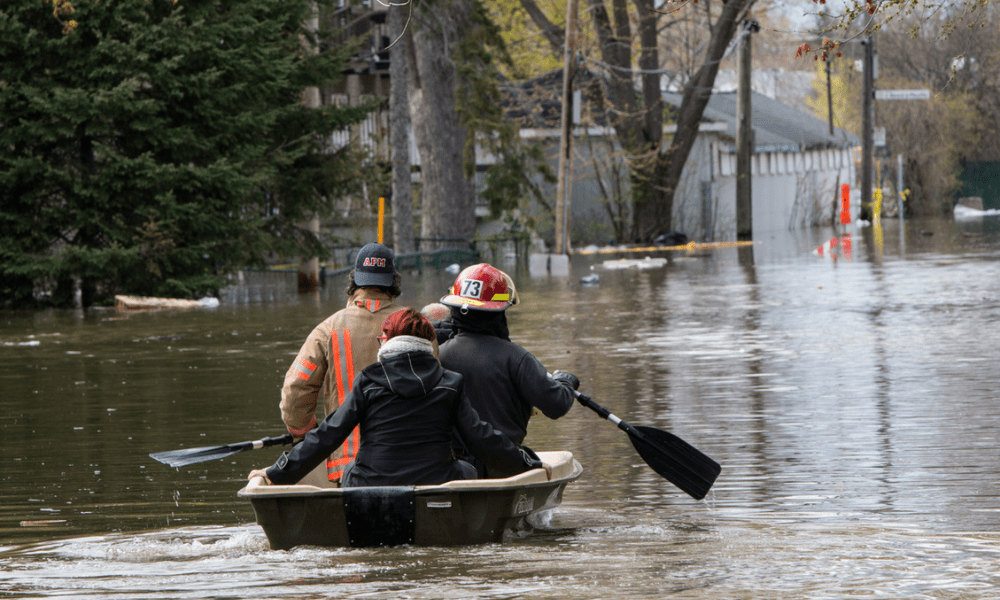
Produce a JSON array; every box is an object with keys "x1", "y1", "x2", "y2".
[
  {"x1": 628, "y1": 425, "x2": 721, "y2": 500},
  {"x1": 149, "y1": 434, "x2": 293, "y2": 468},
  {"x1": 149, "y1": 444, "x2": 246, "y2": 468}
]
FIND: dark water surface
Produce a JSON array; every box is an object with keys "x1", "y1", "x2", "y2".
[{"x1": 3, "y1": 215, "x2": 1000, "y2": 599}]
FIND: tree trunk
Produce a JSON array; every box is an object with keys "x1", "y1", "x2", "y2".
[
  {"x1": 297, "y1": 0, "x2": 320, "y2": 290},
  {"x1": 389, "y1": 7, "x2": 416, "y2": 255},
  {"x1": 631, "y1": 0, "x2": 751, "y2": 241},
  {"x1": 407, "y1": 0, "x2": 476, "y2": 250}
]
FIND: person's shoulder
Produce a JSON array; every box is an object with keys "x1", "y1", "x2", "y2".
[{"x1": 437, "y1": 367, "x2": 464, "y2": 390}]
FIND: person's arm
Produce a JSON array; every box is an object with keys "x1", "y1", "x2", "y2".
[
  {"x1": 514, "y1": 351, "x2": 575, "y2": 419},
  {"x1": 279, "y1": 327, "x2": 327, "y2": 440},
  {"x1": 266, "y1": 382, "x2": 364, "y2": 485},
  {"x1": 454, "y1": 389, "x2": 543, "y2": 476}
]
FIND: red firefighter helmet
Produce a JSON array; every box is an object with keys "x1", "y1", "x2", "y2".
[{"x1": 440, "y1": 263, "x2": 512, "y2": 312}]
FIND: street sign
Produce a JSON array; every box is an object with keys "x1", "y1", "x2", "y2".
[
  {"x1": 875, "y1": 89, "x2": 931, "y2": 100},
  {"x1": 873, "y1": 127, "x2": 886, "y2": 147}
]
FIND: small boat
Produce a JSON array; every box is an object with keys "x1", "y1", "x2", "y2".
[{"x1": 238, "y1": 451, "x2": 582, "y2": 549}]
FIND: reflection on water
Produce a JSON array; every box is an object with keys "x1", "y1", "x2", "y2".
[{"x1": 2, "y1": 215, "x2": 1000, "y2": 598}]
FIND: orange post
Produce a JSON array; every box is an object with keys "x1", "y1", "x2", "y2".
[
  {"x1": 840, "y1": 184, "x2": 851, "y2": 225},
  {"x1": 377, "y1": 197, "x2": 385, "y2": 244}
]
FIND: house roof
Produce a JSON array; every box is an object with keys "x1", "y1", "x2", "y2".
[
  {"x1": 502, "y1": 69, "x2": 859, "y2": 151},
  {"x1": 663, "y1": 90, "x2": 859, "y2": 151}
]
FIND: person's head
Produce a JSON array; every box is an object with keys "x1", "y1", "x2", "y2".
[
  {"x1": 346, "y1": 242, "x2": 401, "y2": 298},
  {"x1": 439, "y1": 263, "x2": 513, "y2": 313},
  {"x1": 420, "y1": 302, "x2": 451, "y2": 322},
  {"x1": 380, "y1": 307, "x2": 436, "y2": 343}
]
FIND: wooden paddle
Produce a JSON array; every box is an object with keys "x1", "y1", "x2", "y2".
[
  {"x1": 574, "y1": 391, "x2": 721, "y2": 500},
  {"x1": 149, "y1": 434, "x2": 294, "y2": 468}
]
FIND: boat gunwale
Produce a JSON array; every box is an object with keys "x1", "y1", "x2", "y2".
[{"x1": 238, "y1": 451, "x2": 582, "y2": 499}]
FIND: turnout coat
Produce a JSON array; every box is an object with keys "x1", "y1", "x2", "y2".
[
  {"x1": 279, "y1": 288, "x2": 399, "y2": 480},
  {"x1": 266, "y1": 346, "x2": 537, "y2": 487}
]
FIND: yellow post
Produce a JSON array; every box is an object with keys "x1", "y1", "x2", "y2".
[
  {"x1": 873, "y1": 188, "x2": 882, "y2": 226},
  {"x1": 378, "y1": 197, "x2": 385, "y2": 244}
]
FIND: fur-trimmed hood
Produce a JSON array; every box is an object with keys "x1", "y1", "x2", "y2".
[{"x1": 368, "y1": 336, "x2": 442, "y2": 399}]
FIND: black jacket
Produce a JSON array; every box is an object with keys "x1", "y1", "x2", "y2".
[
  {"x1": 438, "y1": 331, "x2": 575, "y2": 446},
  {"x1": 265, "y1": 350, "x2": 536, "y2": 486}
]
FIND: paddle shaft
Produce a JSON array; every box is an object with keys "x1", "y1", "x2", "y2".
[
  {"x1": 575, "y1": 392, "x2": 643, "y2": 437},
  {"x1": 230, "y1": 434, "x2": 294, "y2": 453},
  {"x1": 149, "y1": 434, "x2": 294, "y2": 468}
]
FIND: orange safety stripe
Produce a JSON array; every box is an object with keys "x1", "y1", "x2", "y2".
[
  {"x1": 292, "y1": 358, "x2": 317, "y2": 381},
  {"x1": 357, "y1": 299, "x2": 381, "y2": 313},
  {"x1": 326, "y1": 329, "x2": 359, "y2": 480},
  {"x1": 287, "y1": 416, "x2": 316, "y2": 437}
]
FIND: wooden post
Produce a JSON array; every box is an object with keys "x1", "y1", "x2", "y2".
[
  {"x1": 826, "y1": 59, "x2": 834, "y2": 136},
  {"x1": 860, "y1": 37, "x2": 874, "y2": 222},
  {"x1": 736, "y1": 21, "x2": 757, "y2": 241},
  {"x1": 554, "y1": 0, "x2": 579, "y2": 255}
]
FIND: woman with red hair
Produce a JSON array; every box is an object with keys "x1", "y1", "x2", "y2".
[{"x1": 249, "y1": 308, "x2": 544, "y2": 487}]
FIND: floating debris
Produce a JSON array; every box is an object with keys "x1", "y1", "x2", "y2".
[
  {"x1": 20, "y1": 520, "x2": 68, "y2": 527},
  {"x1": 602, "y1": 257, "x2": 668, "y2": 270},
  {"x1": 115, "y1": 296, "x2": 219, "y2": 310}
]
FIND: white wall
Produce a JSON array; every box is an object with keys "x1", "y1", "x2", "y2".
[{"x1": 710, "y1": 146, "x2": 857, "y2": 239}]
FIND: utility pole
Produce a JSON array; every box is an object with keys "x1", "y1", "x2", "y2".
[
  {"x1": 860, "y1": 36, "x2": 874, "y2": 222},
  {"x1": 736, "y1": 20, "x2": 758, "y2": 241},
  {"x1": 554, "y1": 0, "x2": 579, "y2": 255},
  {"x1": 826, "y1": 59, "x2": 834, "y2": 136}
]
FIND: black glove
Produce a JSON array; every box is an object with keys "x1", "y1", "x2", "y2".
[
  {"x1": 519, "y1": 448, "x2": 544, "y2": 470},
  {"x1": 519, "y1": 448, "x2": 552, "y2": 480},
  {"x1": 552, "y1": 370, "x2": 580, "y2": 391}
]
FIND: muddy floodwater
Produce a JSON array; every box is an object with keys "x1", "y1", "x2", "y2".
[{"x1": 2, "y1": 214, "x2": 1000, "y2": 599}]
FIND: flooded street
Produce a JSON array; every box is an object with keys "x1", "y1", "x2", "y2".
[{"x1": 2, "y1": 214, "x2": 1000, "y2": 599}]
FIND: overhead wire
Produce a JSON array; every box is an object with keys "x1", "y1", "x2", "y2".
[{"x1": 379, "y1": 0, "x2": 413, "y2": 50}]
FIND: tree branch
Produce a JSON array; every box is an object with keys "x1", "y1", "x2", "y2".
[{"x1": 517, "y1": 0, "x2": 565, "y2": 57}]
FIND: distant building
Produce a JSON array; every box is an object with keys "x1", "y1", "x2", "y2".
[
  {"x1": 662, "y1": 89, "x2": 860, "y2": 240},
  {"x1": 482, "y1": 68, "x2": 859, "y2": 245}
]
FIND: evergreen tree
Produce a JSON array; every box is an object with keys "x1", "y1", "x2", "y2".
[{"x1": 0, "y1": 0, "x2": 370, "y2": 307}]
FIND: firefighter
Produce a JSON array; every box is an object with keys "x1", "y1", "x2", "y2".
[
  {"x1": 437, "y1": 263, "x2": 579, "y2": 478},
  {"x1": 278, "y1": 242, "x2": 402, "y2": 483}
]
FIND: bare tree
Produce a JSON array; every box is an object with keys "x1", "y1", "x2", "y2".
[
  {"x1": 521, "y1": 0, "x2": 756, "y2": 240},
  {"x1": 875, "y1": 5, "x2": 1000, "y2": 162}
]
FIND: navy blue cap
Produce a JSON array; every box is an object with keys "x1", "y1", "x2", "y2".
[{"x1": 354, "y1": 243, "x2": 395, "y2": 287}]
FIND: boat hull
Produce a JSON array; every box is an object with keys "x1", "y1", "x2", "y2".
[{"x1": 239, "y1": 451, "x2": 581, "y2": 549}]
